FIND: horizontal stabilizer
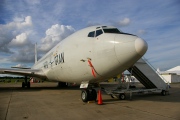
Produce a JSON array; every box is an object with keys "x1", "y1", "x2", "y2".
[
  {"x1": 11, "y1": 67, "x2": 31, "y2": 69},
  {"x1": 0, "y1": 68, "x2": 46, "y2": 79}
]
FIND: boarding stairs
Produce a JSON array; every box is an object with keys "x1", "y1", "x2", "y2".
[{"x1": 128, "y1": 57, "x2": 168, "y2": 90}]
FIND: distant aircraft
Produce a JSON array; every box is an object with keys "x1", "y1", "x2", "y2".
[{"x1": 0, "y1": 25, "x2": 148, "y2": 102}]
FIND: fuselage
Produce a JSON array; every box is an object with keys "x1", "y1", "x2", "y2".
[{"x1": 32, "y1": 26, "x2": 148, "y2": 84}]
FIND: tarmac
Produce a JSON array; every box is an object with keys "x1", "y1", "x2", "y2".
[{"x1": 0, "y1": 82, "x2": 180, "y2": 120}]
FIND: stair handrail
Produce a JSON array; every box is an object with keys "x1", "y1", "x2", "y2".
[{"x1": 142, "y1": 56, "x2": 168, "y2": 83}]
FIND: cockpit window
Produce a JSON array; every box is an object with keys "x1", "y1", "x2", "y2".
[
  {"x1": 103, "y1": 28, "x2": 121, "y2": 34},
  {"x1": 88, "y1": 31, "x2": 95, "y2": 37},
  {"x1": 95, "y1": 29, "x2": 103, "y2": 37}
]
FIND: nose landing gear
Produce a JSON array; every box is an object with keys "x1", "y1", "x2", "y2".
[{"x1": 81, "y1": 89, "x2": 97, "y2": 102}]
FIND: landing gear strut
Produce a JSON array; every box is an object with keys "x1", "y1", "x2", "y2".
[
  {"x1": 22, "y1": 76, "x2": 30, "y2": 88},
  {"x1": 81, "y1": 89, "x2": 97, "y2": 102}
]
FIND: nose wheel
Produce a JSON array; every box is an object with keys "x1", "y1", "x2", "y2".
[{"x1": 81, "y1": 89, "x2": 97, "y2": 102}]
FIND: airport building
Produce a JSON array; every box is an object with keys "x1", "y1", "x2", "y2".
[{"x1": 158, "y1": 66, "x2": 180, "y2": 83}]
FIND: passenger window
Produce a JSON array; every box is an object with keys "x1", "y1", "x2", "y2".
[
  {"x1": 88, "y1": 31, "x2": 95, "y2": 37},
  {"x1": 95, "y1": 29, "x2": 103, "y2": 37}
]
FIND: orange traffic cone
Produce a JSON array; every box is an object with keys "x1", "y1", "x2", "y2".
[{"x1": 98, "y1": 90, "x2": 103, "y2": 105}]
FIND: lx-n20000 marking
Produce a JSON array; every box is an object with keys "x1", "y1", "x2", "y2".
[{"x1": 43, "y1": 52, "x2": 64, "y2": 69}]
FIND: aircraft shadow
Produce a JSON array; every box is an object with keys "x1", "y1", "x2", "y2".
[{"x1": 0, "y1": 85, "x2": 80, "y2": 92}]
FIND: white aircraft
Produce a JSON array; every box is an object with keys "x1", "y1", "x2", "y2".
[{"x1": 0, "y1": 25, "x2": 148, "y2": 102}]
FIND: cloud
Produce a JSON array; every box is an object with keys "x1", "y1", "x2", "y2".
[
  {"x1": 0, "y1": 15, "x2": 76, "y2": 64},
  {"x1": 0, "y1": 16, "x2": 36, "y2": 64},
  {"x1": 10, "y1": 45, "x2": 35, "y2": 63},
  {"x1": 137, "y1": 30, "x2": 147, "y2": 35},
  {"x1": 25, "y1": 0, "x2": 41, "y2": 5},
  {"x1": 6, "y1": 16, "x2": 32, "y2": 30},
  {"x1": 0, "y1": 43, "x2": 12, "y2": 53},
  {"x1": 13, "y1": 64, "x2": 27, "y2": 68},
  {"x1": 0, "y1": 16, "x2": 33, "y2": 53},
  {"x1": 118, "y1": 18, "x2": 131, "y2": 27},
  {"x1": 9, "y1": 23, "x2": 76, "y2": 63},
  {"x1": 111, "y1": 18, "x2": 131, "y2": 28},
  {"x1": 0, "y1": 57, "x2": 11, "y2": 65},
  {"x1": 9, "y1": 33, "x2": 30, "y2": 47},
  {"x1": 39, "y1": 24, "x2": 75, "y2": 52},
  {"x1": 86, "y1": 22, "x2": 101, "y2": 27},
  {"x1": 0, "y1": 27, "x2": 14, "y2": 53},
  {"x1": 145, "y1": 39, "x2": 180, "y2": 70}
]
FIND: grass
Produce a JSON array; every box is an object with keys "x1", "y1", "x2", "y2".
[{"x1": 0, "y1": 78, "x2": 25, "y2": 84}]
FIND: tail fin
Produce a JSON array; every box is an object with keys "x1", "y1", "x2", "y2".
[{"x1": 35, "y1": 43, "x2": 37, "y2": 63}]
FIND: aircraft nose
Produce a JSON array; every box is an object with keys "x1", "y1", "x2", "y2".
[{"x1": 135, "y1": 38, "x2": 148, "y2": 56}]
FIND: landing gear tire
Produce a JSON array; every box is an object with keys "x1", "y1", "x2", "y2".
[
  {"x1": 119, "y1": 93, "x2": 126, "y2": 100},
  {"x1": 58, "y1": 82, "x2": 68, "y2": 88},
  {"x1": 22, "y1": 82, "x2": 25, "y2": 88},
  {"x1": 27, "y1": 82, "x2": 30, "y2": 88},
  {"x1": 161, "y1": 90, "x2": 166, "y2": 96},
  {"x1": 81, "y1": 89, "x2": 89, "y2": 102},
  {"x1": 91, "y1": 89, "x2": 97, "y2": 101},
  {"x1": 81, "y1": 89, "x2": 97, "y2": 102},
  {"x1": 22, "y1": 81, "x2": 30, "y2": 88}
]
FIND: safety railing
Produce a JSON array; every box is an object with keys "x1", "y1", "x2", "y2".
[{"x1": 142, "y1": 57, "x2": 168, "y2": 83}]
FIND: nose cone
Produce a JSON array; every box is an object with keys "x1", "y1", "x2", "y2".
[{"x1": 135, "y1": 38, "x2": 148, "y2": 56}]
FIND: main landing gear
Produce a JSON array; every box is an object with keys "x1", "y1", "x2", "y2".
[
  {"x1": 58, "y1": 82, "x2": 68, "y2": 88},
  {"x1": 81, "y1": 89, "x2": 97, "y2": 102},
  {"x1": 22, "y1": 76, "x2": 30, "y2": 88}
]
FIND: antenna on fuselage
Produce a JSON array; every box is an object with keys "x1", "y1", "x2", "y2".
[{"x1": 35, "y1": 43, "x2": 37, "y2": 63}]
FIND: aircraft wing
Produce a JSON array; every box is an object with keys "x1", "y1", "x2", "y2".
[{"x1": 0, "y1": 68, "x2": 46, "y2": 78}]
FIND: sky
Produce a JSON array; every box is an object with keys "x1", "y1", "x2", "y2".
[{"x1": 0, "y1": 0, "x2": 180, "y2": 71}]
